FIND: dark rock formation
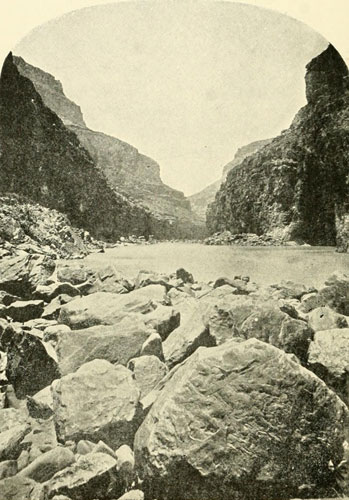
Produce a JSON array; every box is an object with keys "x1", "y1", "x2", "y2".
[
  {"x1": 10, "y1": 55, "x2": 204, "y2": 239},
  {"x1": 207, "y1": 45, "x2": 349, "y2": 248},
  {"x1": 189, "y1": 139, "x2": 272, "y2": 222}
]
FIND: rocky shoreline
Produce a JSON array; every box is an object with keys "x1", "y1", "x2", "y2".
[
  {"x1": 0, "y1": 243, "x2": 348, "y2": 500},
  {"x1": 204, "y1": 230, "x2": 311, "y2": 247}
]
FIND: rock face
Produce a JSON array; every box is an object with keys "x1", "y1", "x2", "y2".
[
  {"x1": 55, "y1": 317, "x2": 154, "y2": 375},
  {"x1": 189, "y1": 139, "x2": 272, "y2": 222},
  {"x1": 134, "y1": 339, "x2": 348, "y2": 500},
  {"x1": 6, "y1": 54, "x2": 204, "y2": 239},
  {"x1": 52, "y1": 360, "x2": 142, "y2": 448},
  {"x1": 0, "y1": 53, "x2": 161, "y2": 241},
  {"x1": 207, "y1": 45, "x2": 349, "y2": 249},
  {"x1": 308, "y1": 328, "x2": 349, "y2": 405}
]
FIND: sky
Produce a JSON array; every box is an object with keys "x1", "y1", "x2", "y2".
[{"x1": 13, "y1": 1, "x2": 330, "y2": 195}]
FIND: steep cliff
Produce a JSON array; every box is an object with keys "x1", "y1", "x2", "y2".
[
  {"x1": 207, "y1": 44, "x2": 349, "y2": 248},
  {"x1": 0, "y1": 52, "x2": 162, "y2": 240},
  {"x1": 12, "y1": 55, "x2": 203, "y2": 236},
  {"x1": 189, "y1": 139, "x2": 272, "y2": 222}
]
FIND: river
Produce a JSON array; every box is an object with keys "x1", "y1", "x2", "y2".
[{"x1": 80, "y1": 242, "x2": 349, "y2": 288}]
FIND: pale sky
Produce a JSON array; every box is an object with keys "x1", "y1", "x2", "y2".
[{"x1": 14, "y1": 1, "x2": 329, "y2": 195}]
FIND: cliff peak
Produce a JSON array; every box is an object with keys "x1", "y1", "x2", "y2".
[{"x1": 305, "y1": 44, "x2": 348, "y2": 103}]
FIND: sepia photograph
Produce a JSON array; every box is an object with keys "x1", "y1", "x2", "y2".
[{"x1": 0, "y1": 1, "x2": 348, "y2": 499}]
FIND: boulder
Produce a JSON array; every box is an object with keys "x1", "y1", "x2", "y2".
[
  {"x1": 318, "y1": 273, "x2": 349, "y2": 315},
  {"x1": 0, "y1": 423, "x2": 30, "y2": 460},
  {"x1": 134, "y1": 339, "x2": 348, "y2": 500},
  {"x1": 76, "y1": 439, "x2": 95, "y2": 455},
  {"x1": 55, "y1": 315, "x2": 154, "y2": 375},
  {"x1": 57, "y1": 263, "x2": 94, "y2": 285},
  {"x1": 27, "y1": 385, "x2": 54, "y2": 419},
  {"x1": 34, "y1": 282, "x2": 80, "y2": 302},
  {"x1": 86, "y1": 265, "x2": 133, "y2": 294},
  {"x1": 300, "y1": 292, "x2": 324, "y2": 313},
  {"x1": 27, "y1": 254, "x2": 56, "y2": 290},
  {"x1": 163, "y1": 305, "x2": 214, "y2": 369},
  {"x1": 240, "y1": 308, "x2": 313, "y2": 362},
  {"x1": 0, "y1": 253, "x2": 32, "y2": 297},
  {"x1": 3, "y1": 329, "x2": 59, "y2": 398},
  {"x1": 176, "y1": 268, "x2": 194, "y2": 284},
  {"x1": 42, "y1": 295, "x2": 73, "y2": 321},
  {"x1": 128, "y1": 356, "x2": 168, "y2": 398},
  {"x1": 144, "y1": 305, "x2": 180, "y2": 340},
  {"x1": 117, "y1": 490, "x2": 144, "y2": 500},
  {"x1": 135, "y1": 270, "x2": 170, "y2": 290},
  {"x1": 140, "y1": 332, "x2": 163, "y2": 360},
  {"x1": 52, "y1": 359, "x2": 141, "y2": 448},
  {"x1": 307, "y1": 306, "x2": 348, "y2": 331},
  {"x1": 0, "y1": 476, "x2": 45, "y2": 500},
  {"x1": 115, "y1": 444, "x2": 135, "y2": 491},
  {"x1": 93, "y1": 440, "x2": 116, "y2": 459},
  {"x1": 0, "y1": 460, "x2": 17, "y2": 479},
  {"x1": 21, "y1": 417, "x2": 58, "y2": 466},
  {"x1": 308, "y1": 328, "x2": 349, "y2": 405},
  {"x1": 18, "y1": 446, "x2": 75, "y2": 482},
  {"x1": 6, "y1": 299, "x2": 44, "y2": 322},
  {"x1": 0, "y1": 290, "x2": 21, "y2": 306},
  {"x1": 46, "y1": 452, "x2": 118, "y2": 500},
  {"x1": 43, "y1": 324, "x2": 71, "y2": 347},
  {"x1": 270, "y1": 280, "x2": 316, "y2": 300},
  {"x1": 59, "y1": 286, "x2": 166, "y2": 329}
]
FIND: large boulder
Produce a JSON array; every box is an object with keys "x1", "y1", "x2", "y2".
[
  {"x1": 307, "y1": 306, "x2": 348, "y2": 332},
  {"x1": 241, "y1": 308, "x2": 313, "y2": 362},
  {"x1": 2, "y1": 328, "x2": 59, "y2": 398},
  {"x1": 85, "y1": 265, "x2": 133, "y2": 294},
  {"x1": 0, "y1": 253, "x2": 32, "y2": 297},
  {"x1": 18, "y1": 446, "x2": 75, "y2": 482},
  {"x1": 0, "y1": 476, "x2": 45, "y2": 500},
  {"x1": 46, "y1": 452, "x2": 118, "y2": 500},
  {"x1": 308, "y1": 328, "x2": 349, "y2": 405},
  {"x1": 6, "y1": 299, "x2": 44, "y2": 322},
  {"x1": 52, "y1": 359, "x2": 141, "y2": 448},
  {"x1": 317, "y1": 273, "x2": 349, "y2": 315},
  {"x1": 55, "y1": 315, "x2": 154, "y2": 375},
  {"x1": 134, "y1": 339, "x2": 348, "y2": 500},
  {"x1": 59, "y1": 286, "x2": 166, "y2": 329},
  {"x1": 162, "y1": 304, "x2": 214, "y2": 369}
]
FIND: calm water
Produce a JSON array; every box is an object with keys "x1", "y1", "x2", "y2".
[{"x1": 82, "y1": 243, "x2": 349, "y2": 288}]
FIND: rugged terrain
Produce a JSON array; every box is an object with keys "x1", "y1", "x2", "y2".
[
  {"x1": 207, "y1": 45, "x2": 349, "y2": 251},
  {"x1": 189, "y1": 139, "x2": 272, "y2": 222},
  {"x1": 11, "y1": 55, "x2": 203, "y2": 238},
  {"x1": 0, "y1": 230, "x2": 349, "y2": 499}
]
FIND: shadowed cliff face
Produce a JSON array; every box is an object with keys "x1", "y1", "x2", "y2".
[
  {"x1": 0, "y1": 53, "x2": 155, "y2": 240},
  {"x1": 207, "y1": 44, "x2": 349, "y2": 248},
  {"x1": 12, "y1": 55, "x2": 203, "y2": 236},
  {"x1": 189, "y1": 139, "x2": 272, "y2": 222},
  {"x1": 0, "y1": 53, "x2": 204, "y2": 240}
]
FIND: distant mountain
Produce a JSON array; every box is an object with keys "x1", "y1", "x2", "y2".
[
  {"x1": 12, "y1": 56, "x2": 204, "y2": 237},
  {"x1": 189, "y1": 139, "x2": 271, "y2": 222},
  {"x1": 207, "y1": 45, "x2": 349, "y2": 250}
]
